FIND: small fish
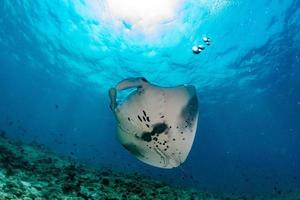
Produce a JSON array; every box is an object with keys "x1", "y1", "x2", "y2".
[{"x1": 0, "y1": 130, "x2": 6, "y2": 138}]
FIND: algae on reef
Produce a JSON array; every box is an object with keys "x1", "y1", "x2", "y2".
[
  {"x1": 0, "y1": 134, "x2": 299, "y2": 200},
  {"x1": 0, "y1": 135, "x2": 203, "y2": 199}
]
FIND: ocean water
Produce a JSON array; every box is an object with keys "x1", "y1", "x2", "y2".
[{"x1": 0, "y1": 0, "x2": 300, "y2": 198}]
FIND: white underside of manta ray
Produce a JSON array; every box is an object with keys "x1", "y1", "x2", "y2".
[{"x1": 109, "y1": 77, "x2": 199, "y2": 169}]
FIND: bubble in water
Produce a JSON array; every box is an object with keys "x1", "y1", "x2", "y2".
[
  {"x1": 203, "y1": 36, "x2": 210, "y2": 43},
  {"x1": 203, "y1": 36, "x2": 211, "y2": 46},
  {"x1": 192, "y1": 46, "x2": 200, "y2": 54},
  {"x1": 192, "y1": 36, "x2": 212, "y2": 55},
  {"x1": 198, "y1": 45, "x2": 205, "y2": 50}
]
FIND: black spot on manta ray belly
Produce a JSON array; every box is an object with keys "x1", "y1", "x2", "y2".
[
  {"x1": 136, "y1": 110, "x2": 151, "y2": 126},
  {"x1": 137, "y1": 115, "x2": 142, "y2": 122},
  {"x1": 180, "y1": 94, "x2": 198, "y2": 129},
  {"x1": 140, "y1": 123, "x2": 168, "y2": 142},
  {"x1": 133, "y1": 111, "x2": 169, "y2": 144},
  {"x1": 152, "y1": 123, "x2": 168, "y2": 134},
  {"x1": 141, "y1": 132, "x2": 152, "y2": 142}
]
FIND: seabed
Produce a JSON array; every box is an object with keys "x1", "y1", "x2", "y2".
[{"x1": 0, "y1": 134, "x2": 299, "y2": 200}]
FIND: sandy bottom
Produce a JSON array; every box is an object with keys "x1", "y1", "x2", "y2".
[{"x1": 0, "y1": 135, "x2": 299, "y2": 200}]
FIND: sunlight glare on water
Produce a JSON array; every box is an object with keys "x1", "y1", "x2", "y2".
[
  {"x1": 106, "y1": 0, "x2": 179, "y2": 32},
  {"x1": 1, "y1": 0, "x2": 300, "y2": 196},
  {"x1": 85, "y1": 0, "x2": 229, "y2": 38}
]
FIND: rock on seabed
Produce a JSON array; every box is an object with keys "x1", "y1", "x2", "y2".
[{"x1": 0, "y1": 135, "x2": 299, "y2": 200}]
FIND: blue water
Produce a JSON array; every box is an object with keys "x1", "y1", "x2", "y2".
[{"x1": 1, "y1": 0, "x2": 300, "y2": 196}]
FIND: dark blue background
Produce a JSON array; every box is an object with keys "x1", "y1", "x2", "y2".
[{"x1": 0, "y1": 0, "x2": 299, "y2": 196}]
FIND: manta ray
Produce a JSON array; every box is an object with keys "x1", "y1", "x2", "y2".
[{"x1": 109, "y1": 77, "x2": 199, "y2": 169}]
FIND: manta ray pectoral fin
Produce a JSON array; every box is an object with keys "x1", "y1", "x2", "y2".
[
  {"x1": 108, "y1": 87, "x2": 117, "y2": 110},
  {"x1": 109, "y1": 77, "x2": 148, "y2": 111},
  {"x1": 116, "y1": 77, "x2": 149, "y2": 91}
]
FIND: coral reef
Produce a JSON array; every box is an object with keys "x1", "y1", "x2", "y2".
[
  {"x1": 0, "y1": 135, "x2": 204, "y2": 199},
  {"x1": 0, "y1": 134, "x2": 299, "y2": 200}
]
